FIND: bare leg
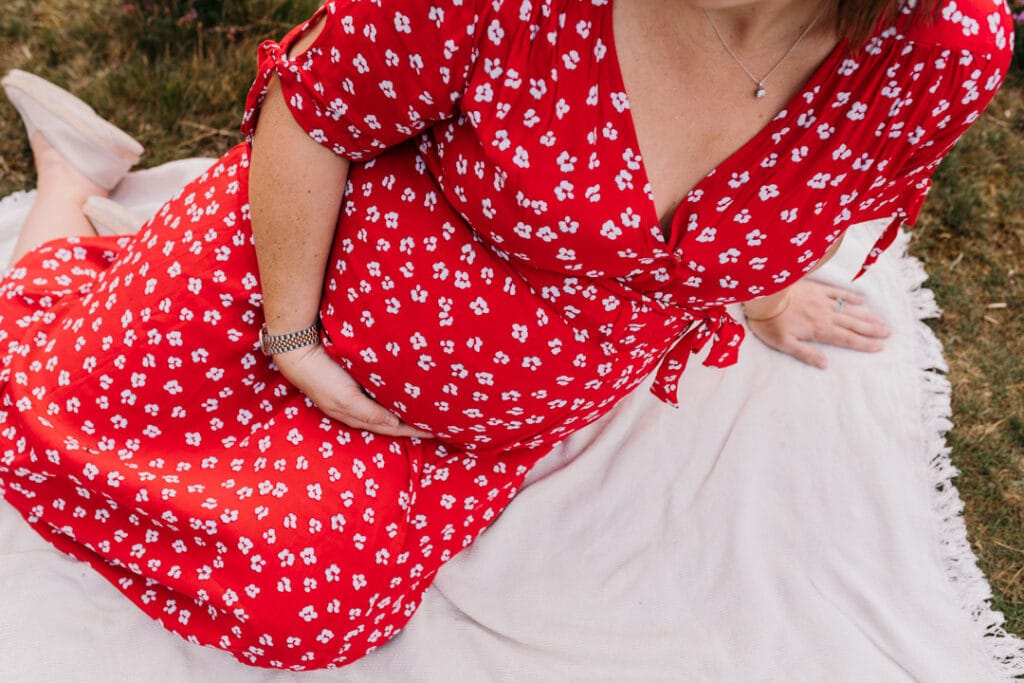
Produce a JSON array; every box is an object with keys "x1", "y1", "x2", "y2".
[{"x1": 9, "y1": 132, "x2": 108, "y2": 267}]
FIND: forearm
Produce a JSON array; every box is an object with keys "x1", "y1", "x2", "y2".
[
  {"x1": 743, "y1": 233, "x2": 845, "y2": 319},
  {"x1": 249, "y1": 26, "x2": 348, "y2": 335}
]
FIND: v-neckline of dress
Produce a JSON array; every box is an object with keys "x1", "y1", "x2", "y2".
[{"x1": 603, "y1": 0, "x2": 850, "y2": 251}]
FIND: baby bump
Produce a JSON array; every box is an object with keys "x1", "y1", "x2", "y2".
[{"x1": 320, "y1": 146, "x2": 632, "y2": 455}]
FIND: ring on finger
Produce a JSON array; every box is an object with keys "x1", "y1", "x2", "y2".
[{"x1": 835, "y1": 297, "x2": 847, "y2": 314}]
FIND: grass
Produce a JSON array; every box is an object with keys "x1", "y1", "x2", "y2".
[
  {"x1": 910, "y1": 77, "x2": 1024, "y2": 630},
  {"x1": 1, "y1": 0, "x2": 1023, "y2": 637},
  {"x1": 0, "y1": 0, "x2": 321, "y2": 187}
]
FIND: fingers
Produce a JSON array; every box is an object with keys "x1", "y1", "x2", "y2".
[
  {"x1": 275, "y1": 345, "x2": 434, "y2": 439},
  {"x1": 829, "y1": 295, "x2": 891, "y2": 340},
  {"x1": 819, "y1": 284, "x2": 865, "y2": 306},
  {"x1": 318, "y1": 383, "x2": 434, "y2": 439},
  {"x1": 330, "y1": 382, "x2": 401, "y2": 426},
  {"x1": 781, "y1": 337, "x2": 829, "y2": 369},
  {"x1": 810, "y1": 281, "x2": 892, "y2": 340},
  {"x1": 814, "y1": 325, "x2": 886, "y2": 353},
  {"x1": 782, "y1": 327, "x2": 883, "y2": 369},
  {"x1": 835, "y1": 310, "x2": 891, "y2": 339},
  {"x1": 386, "y1": 423, "x2": 434, "y2": 439},
  {"x1": 338, "y1": 415, "x2": 434, "y2": 439},
  {"x1": 748, "y1": 279, "x2": 894, "y2": 369}
]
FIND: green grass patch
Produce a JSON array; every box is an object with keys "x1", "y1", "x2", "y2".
[
  {"x1": 912, "y1": 77, "x2": 1024, "y2": 634},
  {"x1": 0, "y1": 0, "x2": 319, "y2": 194}
]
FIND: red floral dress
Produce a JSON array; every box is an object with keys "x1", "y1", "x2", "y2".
[{"x1": 0, "y1": 0, "x2": 1012, "y2": 671}]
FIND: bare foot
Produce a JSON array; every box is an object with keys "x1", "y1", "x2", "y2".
[{"x1": 31, "y1": 131, "x2": 110, "y2": 203}]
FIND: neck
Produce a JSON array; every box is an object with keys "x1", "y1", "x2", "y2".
[{"x1": 695, "y1": 0, "x2": 834, "y2": 49}]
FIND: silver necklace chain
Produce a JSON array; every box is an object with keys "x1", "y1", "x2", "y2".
[{"x1": 703, "y1": 8, "x2": 825, "y2": 99}]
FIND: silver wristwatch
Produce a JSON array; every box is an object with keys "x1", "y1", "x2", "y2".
[{"x1": 259, "y1": 319, "x2": 322, "y2": 356}]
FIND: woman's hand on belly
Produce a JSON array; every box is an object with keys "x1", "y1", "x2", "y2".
[
  {"x1": 743, "y1": 279, "x2": 892, "y2": 370},
  {"x1": 274, "y1": 343, "x2": 433, "y2": 438}
]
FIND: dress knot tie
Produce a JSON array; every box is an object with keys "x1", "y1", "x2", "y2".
[{"x1": 650, "y1": 307, "x2": 745, "y2": 407}]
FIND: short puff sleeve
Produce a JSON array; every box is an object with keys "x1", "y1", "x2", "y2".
[
  {"x1": 854, "y1": 15, "x2": 1013, "y2": 279},
  {"x1": 241, "y1": 0, "x2": 485, "y2": 161}
]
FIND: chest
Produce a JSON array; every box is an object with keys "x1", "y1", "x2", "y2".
[
  {"x1": 610, "y1": 1, "x2": 841, "y2": 236},
  {"x1": 423, "y1": 1, "x2": 916, "y2": 306}
]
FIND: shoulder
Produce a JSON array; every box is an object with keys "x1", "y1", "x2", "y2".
[{"x1": 894, "y1": 0, "x2": 1014, "y2": 64}]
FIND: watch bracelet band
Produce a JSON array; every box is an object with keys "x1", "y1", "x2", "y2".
[{"x1": 259, "y1": 319, "x2": 322, "y2": 356}]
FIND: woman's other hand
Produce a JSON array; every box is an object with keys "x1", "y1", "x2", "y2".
[
  {"x1": 273, "y1": 344, "x2": 433, "y2": 438},
  {"x1": 743, "y1": 279, "x2": 891, "y2": 369}
]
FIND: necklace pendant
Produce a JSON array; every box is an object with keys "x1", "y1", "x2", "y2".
[{"x1": 755, "y1": 85, "x2": 767, "y2": 99}]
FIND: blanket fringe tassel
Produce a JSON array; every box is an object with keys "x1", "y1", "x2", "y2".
[{"x1": 897, "y1": 231, "x2": 1024, "y2": 680}]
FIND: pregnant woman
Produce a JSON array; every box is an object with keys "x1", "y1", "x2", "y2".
[{"x1": 0, "y1": 0, "x2": 1012, "y2": 671}]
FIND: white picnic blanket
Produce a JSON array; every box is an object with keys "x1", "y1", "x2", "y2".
[{"x1": 1, "y1": 160, "x2": 1022, "y2": 682}]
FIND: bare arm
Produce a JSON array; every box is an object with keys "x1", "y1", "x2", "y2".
[
  {"x1": 249, "y1": 24, "x2": 347, "y2": 339},
  {"x1": 248, "y1": 22, "x2": 429, "y2": 437}
]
